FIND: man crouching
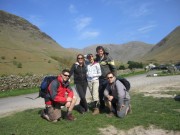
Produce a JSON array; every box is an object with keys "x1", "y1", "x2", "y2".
[
  {"x1": 41, "y1": 69, "x2": 77, "y2": 122},
  {"x1": 104, "y1": 72, "x2": 131, "y2": 118}
]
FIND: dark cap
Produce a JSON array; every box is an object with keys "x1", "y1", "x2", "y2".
[{"x1": 87, "y1": 54, "x2": 93, "y2": 59}]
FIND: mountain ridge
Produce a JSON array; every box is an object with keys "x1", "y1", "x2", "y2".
[
  {"x1": 0, "y1": 10, "x2": 179, "y2": 75},
  {"x1": 0, "y1": 10, "x2": 77, "y2": 75}
]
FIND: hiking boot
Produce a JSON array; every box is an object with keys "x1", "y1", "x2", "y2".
[
  {"x1": 66, "y1": 114, "x2": 76, "y2": 121},
  {"x1": 106, "y1": 112, "x2": 115, "y2": 118},
  {"x1": 79, "y1": 107, "x2": 89, "y2": 114},
  {"x1": 92, "y1": 108, "x2": 99, "y2": 115},
  {"x1": 41, "y1": 110, "x2": 50, "y2": 121},
  {"x1": 52, "y1": 119, "x2": 58, "y2": 123}
]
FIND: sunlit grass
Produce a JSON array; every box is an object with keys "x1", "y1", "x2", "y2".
[{"x1": 0, "y1": 93, "x2": 179, "y2": 135}]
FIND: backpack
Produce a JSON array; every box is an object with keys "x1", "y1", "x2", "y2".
[
  {"x1": 39, "y1": 76, "x2": 57, "y2": 98},
  {"x1": 116, "y1": 77, "x2": 131, "y2": 91}
]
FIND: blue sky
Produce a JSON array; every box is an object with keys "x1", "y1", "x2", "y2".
[{"x1": 0, "y1": 0, "x2": 180, "y2": 49}]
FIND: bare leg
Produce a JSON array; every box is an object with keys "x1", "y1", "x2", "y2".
[{"x1": 68, "y1": 97, "x2": 77, "y2": 112}]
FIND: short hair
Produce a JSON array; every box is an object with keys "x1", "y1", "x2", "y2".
[
  {"x1": 96, "y1": 46, "x2": 104, "y2": 53},
  {"x1": 106, "y1": 72, "x2": 114, "y2": 77},
  {"x1": 62, "y1": 69, "x2": 70, "y2": 74}
]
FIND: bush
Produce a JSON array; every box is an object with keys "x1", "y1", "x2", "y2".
[
  {"x1": 119, "y1": 65, "x2": 125, "y2": 70},
  {"x1": 127, "y1": 61, "x2": 143, "y2": 69},
  {"x1": 1, "y1": 56, "x2": 5, "y2": 60},
  {"x1": 17, "y1": 62, "x2": 22, "y2": 68}
]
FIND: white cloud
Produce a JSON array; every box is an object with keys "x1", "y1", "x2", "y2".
[
  {"x1": 74, "y1": 16, "x2": 99, "y2": 39},
  {"x1": 101, "y1": 0, "x2": 128, "y2": 5},
  {"x1": 119, "y1": 2, "x2": 153, "y2": 18},
  {"x1": 69, "y1": 4, "x2": 78, "y2": 14},
  {"x1": 75, "y1": 17, "x2": 92, "y2": 31},
  {"x1": 133, "y1": 5, "x2": 149, "y2": 17},
  {"x1": 131, "y1": 3, "x2": 153, "y2": 18},
  {"x1": 138, "y1": 24, "x2": 157, "y2": 33},
  {"x1": 79, "y1": 31, "x2": 100, "y2": 39}
]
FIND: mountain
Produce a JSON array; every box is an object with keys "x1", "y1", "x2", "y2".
[
  {"x1": 142, "y1": 26, "x2": 180, "y2": 63},
  {"x1": 0, "y1": 10, "x2": 77, "y2": 75},
  {"x1": 0, "y1": 10, "x2": 179, "y2": 76},
  {"x1": 82, "y1": 41, "x2": 153, "y2": 63}
]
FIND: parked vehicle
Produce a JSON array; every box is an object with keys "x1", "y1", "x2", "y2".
[
  {"x1": 151, "y1": 64, "x2": 168, "y2": 70},
  {"x1": 175, "y1": 63, "x2": 180, "y2": 70}
]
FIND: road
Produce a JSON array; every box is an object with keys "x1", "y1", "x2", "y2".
[{"x1": 0, "y1": 72, "x2": 180, "y2": 118}]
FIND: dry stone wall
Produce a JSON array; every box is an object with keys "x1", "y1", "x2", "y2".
[{"x1": 0, "y1": 75, "x2": 45, "y2": 91}]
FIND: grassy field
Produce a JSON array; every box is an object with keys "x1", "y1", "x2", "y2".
[
  {"x1": 0, "y1": 93, "x2": 179, "y2": 135},
  {"x1": 0, "y1": 88, "x2": 39, "y2": 98}
]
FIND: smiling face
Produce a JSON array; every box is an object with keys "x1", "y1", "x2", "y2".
[
  {"x1": 62, "y1": 71, "x2": 70, "y2": 82},
  {"x1": 106, "y1": 73, "x2": 115, "y2": 84},
  {"x1": 77, "y1": 54, "x2": 84, "y2": 64},
  {"x1": 87, "y1": 54, "x2": 94, "y2": 63},
  {"x1": 97, "y1": 48, "x2": 104, "y2": 57}
]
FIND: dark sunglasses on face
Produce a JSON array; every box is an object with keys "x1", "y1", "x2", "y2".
[
  {"x1": 63, "y1": 74, "x2": 70, "y2": 77},
  {"x1": 88, "y1": 55, "x2": 93, "y2": 59},
  {"x1": 78, "y1": 57, "x2": 83, "y2": 59},
  {"x1": 107, "y1": 76, "x2": 113, "y2": 79}
]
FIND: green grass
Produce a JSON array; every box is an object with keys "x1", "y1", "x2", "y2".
[
  {"x1": 0, "y1": 87, "x2": 39, "y2": 98},
  {"x1": 157, "y1": 71, "x2": 180, "y2": 76},
  {"x1": 0, "y1": 93, "x2": 179, "y2": 135},
  {"x1": 120, "y1": 70, "x2": 146, "y2": 78}
]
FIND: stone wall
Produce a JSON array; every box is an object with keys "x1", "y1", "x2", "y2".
[{"x1": 0, "y1": 75, "x2": 44, "y2": 91}]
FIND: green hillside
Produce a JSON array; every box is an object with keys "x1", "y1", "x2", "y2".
[
  {"x1": 0, "y1": 10, "x2": 77, "y2": 75},
  {"x1": 142, "y1": 26, "x2": 180, "y2": 64}
]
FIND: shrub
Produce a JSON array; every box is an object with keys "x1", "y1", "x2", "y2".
[
  {"x1": 1, "y1": 56, "x2": 5, "y2": 60},
  {"x1": 127, "y1": 61, "x2": 143, "y2": 69},
  {"x1": 17, "y1": 62, "x2": 22, "y2": 68},
  {"x1": 119, "y1": 65, "x2": 125, "y2": 70}
]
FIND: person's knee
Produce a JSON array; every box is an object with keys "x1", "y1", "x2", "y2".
[
  {"x1": 117, "y1": 111, "x2": 126, "y2": 118},
  {"x1": 72, "y1": 96, "x2": 77, "y2": 102}
]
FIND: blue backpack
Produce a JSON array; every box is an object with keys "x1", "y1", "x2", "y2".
[{"x1": 39, "y1": 76, "x2": 57, "y2": 98}]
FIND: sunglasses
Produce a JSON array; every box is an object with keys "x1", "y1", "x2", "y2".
[
  {"x1": 107, "y1": 76, "x2": 113, "y2": 79},
  {"x1": 63, "y1": 74, "x2": 70, "y2": 77},
  {"x1": 88, "y1": 55, "x2": 93, "y2": 59},
  {"x1": 78, "y1": 57, "x2": 83, "y2": 59}
]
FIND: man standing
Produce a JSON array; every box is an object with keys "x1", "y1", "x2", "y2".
[
  {"x1": 104, "y1": 72, "x2": 131, "y2": 118},
  {"x1": 41, "y1": 69, "x2": 77, "y2": 122},
  {"x1": 95, "y1": 46, "x2": 117, "y2": 112}
]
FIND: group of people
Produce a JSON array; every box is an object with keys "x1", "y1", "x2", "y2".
[{"x1": 41, "y1": 46, "x2": 131, "y2": 122}]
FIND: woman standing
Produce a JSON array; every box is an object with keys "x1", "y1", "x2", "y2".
[
  {"x1": 70, "y1": 54, "x2": 88, "y2": 114},
  {"x1": 86, "y1": 54, "x2": 102, "y2": 115}
]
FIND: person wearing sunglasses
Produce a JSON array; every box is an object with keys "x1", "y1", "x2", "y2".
[
  {"x1": 41, "y1": 69, "x2": 77, "y2": 122},
  {"x1": 104, "y1": 72, "x2": 131, "y2": 118},
  {"x1": 95, "y1": 46, "x2": 117, "y2": 112},
  {"x1": 86, "y1": 54, "x2": 102, "y2": 115},
  {"x1": 70, "y1": 54, "x2": 88, "y2": 114}
]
